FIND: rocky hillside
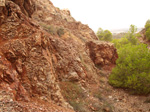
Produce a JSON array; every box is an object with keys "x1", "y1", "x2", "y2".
[{"x1": 0, "y1": 0, "x2": 118, "y2": 111}]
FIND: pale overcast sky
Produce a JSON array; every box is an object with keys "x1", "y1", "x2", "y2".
[{"x1": 50, "y1": 0, "x2": 150, "y2": 31}]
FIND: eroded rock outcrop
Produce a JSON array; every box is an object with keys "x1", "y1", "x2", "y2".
[
  {"x1": 87, "y1": 41, "x2": 118, "y2": 68},
  {"x1": 10, "y1": 0, "x2": 35, "y2": 17},
  {"x1": 0, "y1": 1, "x2": 72, "y2": 111},
  {"x1": 0, "y1": 0, "x2": 118, "y2": 111}
]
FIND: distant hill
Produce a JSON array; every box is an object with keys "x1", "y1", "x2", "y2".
[
  {"x1": 112, "y1": 32, "x2": 127, "y2": 39},
  {"x1": 111, "y1": 27, "x2": 143, "y2": 34},
  {"x1": 111, "y1": 28, "x2": 143, "y2": 39}
]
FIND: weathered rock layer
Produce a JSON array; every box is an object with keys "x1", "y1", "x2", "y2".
[
  {"x1": 87, "y1": 41, "x2": 118, "y2": 67},
  {"x1": 0, "y1": 0, "x2": 118, "y2": 111}
]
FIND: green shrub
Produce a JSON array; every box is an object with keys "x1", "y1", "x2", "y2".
[
  {"x1": 145, "y1": 19, "x2": 150, "y2": 40},
  {"x1": 124, "y1": 25, "x2": 138, "y2": 45},
  {"x1": 112, "y1": 37, "x2": 130, "y2": 49},
  {"x1": 109, "y1": 44, "x2": 150, "y2": 94},
  {"x1": 136, "y1": 33, "x2": 141, "y2": 38},
  {"x1": 39, "y1": 23, "x2": 57, "y2": 35},
  {"x1": 39, "y1": 23, "x2": 65, "y2": 37},
  {"x1": 146, "y1": 28, "x2": 150, "y2": 40},
  {"x1": 46, "y1": 25, "x2": 57, "y2": 35},
  {"x1": 60, "y1": 82, "x2": 85, "y2": 100},
  {"x1": 96, "y1": 28, "x2": 112, "y2": 41},
  {"x1": 112, "y1": 25, "x2": 139, "y2": 49},
  {"x1": 94, "y1": 92, "x2": 103, "y2": 101},
  {"x1": 57, "y1": 27, "x2": 65, "y2": 37},
  {"x1": 69, "y1": 101, "x2": 88, "y2": 112},
  {"x1": 145, "y1": 20, "x2": 150, "y2": 30},
  {"x1": 59, "y1": 82, "x2": 87, "y2": 112}
]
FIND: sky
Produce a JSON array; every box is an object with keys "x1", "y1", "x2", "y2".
[{"x1": 50, "y1": 0, "x2": 150, "y2": 32}]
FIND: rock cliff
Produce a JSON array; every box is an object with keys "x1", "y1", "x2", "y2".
[{"x1": 0, "y1": 0, "x2": 118, "y2": 111}]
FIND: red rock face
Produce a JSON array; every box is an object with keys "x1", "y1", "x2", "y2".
[
  {"x1": 0, "y1": 1, "x2": 72, "y2": 111},
  {"x1": 87, "y1": 41, "x2": 118, "y2": 68},
  {"x1": 0, "y1": 0, "x2": 118, "y2": 111}
]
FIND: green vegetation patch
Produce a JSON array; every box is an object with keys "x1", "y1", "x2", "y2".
[
  {"x1": 57, "y1": 27, "x2": 65, "y2": 37},
  {"x1": 39, "y1": 23, "x2": 65, "y2": 37},
  {"x1": 59, "y1": 81, "x2": 87, "y2": 112},
  {"x1": 110, "y1": 24, "x2": 150, "y2": 95},
  {"x1": 109, "y1": 44, "x2": 150, "y2": 94},
  {"x1": 96, "y1": 28, "x2": 112, "y2": 41},
  {"x1": 145, "y1": 19, "x2": 150, "y2": 40},
  {"x1": 39, "y1": 23, "x2": 57, "y2": 35}
]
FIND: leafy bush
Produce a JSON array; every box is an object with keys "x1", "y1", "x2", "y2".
[
  {"x1": 145, "y1": 20, "x2": 150, "y2": 29},
  {"x1": 109, "y1": 44, "x2": 150, "y2": 94},
  {"x1": 112, "y1": 37, "x2": 130, "y2": 49},
  {"x1": 94, "y1": 92, "x2": 103, "y2": 101},
  {"x1": 136, "y1": 33, "x2": 141, "y2": 38},
  {"x1": 125, "y1": 33, "x2": 138, "y2": 45},
  {"x1": 96, "y1": 28, "x2": 104, "y2": 39},
  {"x1": 124, "y1": 24, "x2": 138, "y2": 45},
  {"x1": 39, "y1": 23, "x2": 57, "y2": 35},
  {"x1": 146, "y1": 28, "x2": 150, "y2": 40},
  {"x1": 59, "y1": 82, "x2": 87, "y2": 112},
  {"x1": 69, "y1": 101, "x2": 88, "y2": 112},
  {"x1": 145, "y1": 19, "x2": 150, "y2": 40},
  {"x1": 39, "y1": 23, "x2": 65, "y2": 37},
  {"x1": 112, "y1": 25, "x2": 139, "y2": 49},
  {"x1": 96, "y1": 28, "x2": 112, "y2": 41},
  {"x1": 57, "y1": 27, "x2": 65, "y2": 37},
  {"x1": 60, "y1": 82, "x2": 85, "y2": 100}
]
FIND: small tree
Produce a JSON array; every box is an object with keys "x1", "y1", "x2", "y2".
[
  {"x1": 103, "y1": 30, "x2": 112, "y2": 41},
  {"x1": 112, "y1": 25, "x2": 138, "y2": 49},
  {"x1": 146, "y1": 28, "x2": 150, "y2": 40},
  {"x1": 96, "y1": 28, "x2": 104, "y2": 40},
  {"x1": 145, "y1": 20, "x2": 150, "y2": 29},
  {"x1": 124, "y1": 24, "x2": 138, "y2": 45},
  {"x1": 129, "y1": 24, "x2": 137, "y2": 34},
  {"x1": 112, "y1": 37, "x2": 130, "y2": 49},
  {"x1": 96, "y1": 28, "x2": 112, "y2": 41}
]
